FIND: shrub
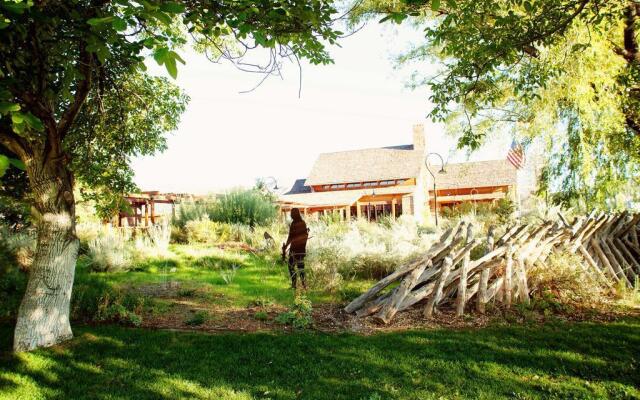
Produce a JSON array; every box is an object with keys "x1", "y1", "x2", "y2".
[
  {"x1": 528, "y1": 251, "x2": 607, "y2": 309},
  {"x1": 210, "y1": 189, "x2": 277, "y2": 227},
  {"x1": 86, "y1": 227, "x2": 133, "y2": 272},
  {"x1": 0, "y1": 263, "x2": 27, "y2": 320},
  {"x1": 185, "y1": 310, "x2": 208, "y2": 326},
  {"x1": 71, "y1": 275, "x2": 146, "y2": 326},
  {"x1": 0, "y1": 225, "x2": 35, "y2": 272},
  {"x1": 254, "y1": 311, "x2": 269, "y2": 321},
  {"x1": 305, "y1": 216, "x2": 438, "y2": 286},
  {"x1": 172, "y1": 199, "x2": 216, "y2": 229},
  {"x1": 134, "y1": 222, "x2": 171, "y2": 258},
  {"x1": 275, "y1": 295, "x2": 313, "y2": 329}
]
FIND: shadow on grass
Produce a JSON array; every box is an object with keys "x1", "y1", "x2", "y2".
[{"x1": 1, "y1": 319, "x2": 639, "y2": 399}]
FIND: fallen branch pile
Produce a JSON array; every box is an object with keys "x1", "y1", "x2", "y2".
[{"x1": 344, "y1": 212, "x2": 640, "y2": 323}]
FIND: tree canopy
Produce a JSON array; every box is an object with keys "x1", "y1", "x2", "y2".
[
  {"x1": 353, "y1": 0, "x2": 640, "y2": 209},
  {"x1": 0, "y1": 0, "x2": 341, "y2": 352}
]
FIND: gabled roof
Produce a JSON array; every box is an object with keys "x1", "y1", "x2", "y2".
[
  {"x1": 435, "y1": 159, "x2": 517, "y2": 190},
  {"x1": 305, "y1": 147, "x2": 424, "y2": 186},
  {"x1": 284, "y1": 179, "x2": 312, "y2": 195}
]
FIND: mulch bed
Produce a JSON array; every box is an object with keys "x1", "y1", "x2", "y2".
[{"x1": 138, "y1": 284, "x2": 640, "y2": 335}]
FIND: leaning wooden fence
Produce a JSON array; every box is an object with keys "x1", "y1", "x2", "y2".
[{"x1": 344, "y1": 212, "x2": 640, "y2": 324}]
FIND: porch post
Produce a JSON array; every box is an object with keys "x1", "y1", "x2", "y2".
[
  {"x1": 391, "y1": 198, "x2": 397, "y2": 220},
  {"x1": 356, "y1": 201, "x2": 362, "y2": 219}
]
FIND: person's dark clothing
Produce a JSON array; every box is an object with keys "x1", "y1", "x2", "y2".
[
  {"x1": 285, "y1": 208, "x2": 308, "y2": 289},
  {"x1": 288, "y1": 252, "x2": 306, "y2": 289},
  {"x1": 287, "y1": 219, "x2": 308, "y2": 255}
]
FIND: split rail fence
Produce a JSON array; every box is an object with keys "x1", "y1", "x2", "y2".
[{"x1": 344, "y1": 212, "x2": 640, "y2": 323}]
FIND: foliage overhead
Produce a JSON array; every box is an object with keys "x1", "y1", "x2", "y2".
[
  {"x1": 352, "y1": 0, "x2": 640, "y2": 209},
  {"x1": 0, "y1": 0, "x2": 339, "y2": 213}
]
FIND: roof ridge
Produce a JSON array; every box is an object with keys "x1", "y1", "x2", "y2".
[{"x1": 316, "y1": 144, "x2": 415, "y2": 156}]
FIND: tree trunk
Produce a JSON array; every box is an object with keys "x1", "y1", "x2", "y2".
[{"x1": 13, "y1": 157, "x2": 79, "y2": 352}]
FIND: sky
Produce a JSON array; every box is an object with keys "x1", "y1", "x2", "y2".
[{"x1": 132, "y1": 22, "x2": 513, "y2": 195}]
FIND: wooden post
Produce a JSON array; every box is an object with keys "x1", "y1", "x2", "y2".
[
  {"x1": 376, "y1": 260, "x2": 432, "y2": 324},
  {"x1": 504, "y1": 244, "x2": 514, "y2": 308},
  {"x1": 144, "y1": 201, "x2": 149, "y2": 227},
  {"x1": 345, "y1": 206, "x2": 351, "y2": 220},
  {"x1": 477, "y1": 226, "x2": 495, "y2": 313},
  {"x1": 391, "y1": 198, "x2": 397, "y2": 220},
  {"x1": 515, "y1": 256, "x2": 529, "y2": 304},
  {"x1": 455, "y1": 224, "x2": 474, "y2": 316},
  {"x1": 424, "y1": 256, "x2": 453, "y2": 318},
  {"x1": 599, "y1": 239, "x2": 632, "y2": 286},
  {"x1": 150, "y1": 199, "x2": 156, "y2": 225},
  {"x1": 591, "y1": 238, "x2": 622, "y2": 283},
  {"x1": 356, "y1": 202, "x2": 362, "y2": 219}
]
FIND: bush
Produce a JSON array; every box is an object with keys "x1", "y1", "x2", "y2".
[
  {"x1": 275, "y1": 295, "x2": 313, "y2": 329},
  {"x1": 210, "y1": 189, "x2": 278, "y2": 227},
  {"x1": 185, "y1": 310, "x2": 208, "y2": 326},
  {"x1": 0, "y1": 225, "x2": 35, "y2": 272},
  {"x1": 305, "y1": 216, "x2": 438, "y2": 287},
  {"x1": 86, "y1": 227, "x2": 133, "y2": 272},
  {"x1": 71, "y1": 275, "x2": 146, "y2": 326},
  {"x1": 172, "y1": 199, "x2": 216, "y2": 229},
  {"x1": 528, "y1": 251, "x2": 607, "y2": 309}
]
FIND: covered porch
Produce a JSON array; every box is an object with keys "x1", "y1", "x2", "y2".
[{"x1": 278, "y1": 186, "x2": 416, "y2": 222}]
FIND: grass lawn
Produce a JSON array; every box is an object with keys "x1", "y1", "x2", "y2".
[
  {"x1": 79, "y1": 244, "x2": 373, "y2": 307},
  {"x1": 1, "y1": 318, "x2": 639, "y2": 400}
]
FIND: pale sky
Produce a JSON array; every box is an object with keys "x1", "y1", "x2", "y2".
[{"x1": 132, "y1": 23, "x2": 512, "y2": 195}]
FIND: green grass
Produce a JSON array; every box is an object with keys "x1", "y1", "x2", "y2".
[
  {"x1": 78, "y1": 244, "x2": 373, "y2": 307},
  {"x1": 1, "y1": 319, "x2": 639, "y2": 399}
]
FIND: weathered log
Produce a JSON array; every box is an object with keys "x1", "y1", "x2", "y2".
[
  {"x1": 344, "y1": 235, "x2": 454, "y2": 313},
  {"x1": 577, "y1": 245, "x2": 613, "y2": 288},
  {"x1": 591, "y1": 239, "x2": 626, "y2": 285},
  {"x1": 603, "y1": 238, "x2": 634, "y2": 285},
  {"x1": 477, "y1": 226, "x2": 495, "y2": 313},
  {"x1": 424, "y1": 256, "x2": 453, "y2": 318},
  {"x1": 504, "y1": 244, "x2": 514, "y2": 308},
  {"x1": 375, "y1": 260, "x2": 432, "y2": 324},
  {"x1": 455, "y1": 224, "x2": 474, "y2": 316},
  {"x1": 614, "y1": 238, "x2": 640, "y2": 275},
  {"x1": 515, "y1": 256, "x2": 530, "y2": 304}
]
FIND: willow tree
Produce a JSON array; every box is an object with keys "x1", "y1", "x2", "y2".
[
  {"x1": 353, "y1": 0, "x2": 640, "y2": 208},
  {"x1": 0, "y1": 0, "x2": 338, "y2": 351}
]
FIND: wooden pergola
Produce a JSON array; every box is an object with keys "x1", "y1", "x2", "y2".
[{"x1": 116, "y1": 191, "x2": 183, "y2": 227}]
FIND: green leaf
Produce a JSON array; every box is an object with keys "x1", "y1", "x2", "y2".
[
  {"x1": 159, "y1": 2, "x2": 185, "y2": 14},
  {"x1": 87, "y1": 16, "x2": 115, "y2": 26},
  {"x1": 0, "y1": 102, "x2": 20, "y2": 113},
  {"x1": 1, "y1": 2, "x2": 30, "y2": 14},
  {"x1": 112, "y1": 17, "x2": 127, "y2": 31},
  {"x1": 23, "y1": 112, "x2": 44, "y2": 132},
  {"x1": 431, "y1": 0, "x2": 441, "y2": 12},
  {"x1": 0, "y1": 17, "x2": 9, "y2": 29},
  {"x1": 164, "y1": 57, "x2": 177, "y2": 79},
  {"x1": 169, "y1": 50, "x2": 185, "y2": 65},
  {"x1": 150, "y1": 10, "x2": 172, "y2": 25},
  {"x1": 11, "y1": 112, "x2": 24, "y2": 124},
  {"x1": 9, "y1": 158, "x2": 25, "y2": 170},
  {"x1": 0, "y1": 155, "x2": 8, "y2": 177}
]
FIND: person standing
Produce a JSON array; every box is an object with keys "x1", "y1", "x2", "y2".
[{"x1": 282, "y1": 208, "x2": 309, "y2": 290}]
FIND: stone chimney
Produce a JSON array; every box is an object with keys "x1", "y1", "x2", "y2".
[{"x1": 413, "y1": 124, "x2": 426, "y2": 153}]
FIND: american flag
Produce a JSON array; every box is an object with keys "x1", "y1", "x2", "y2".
[{"x1": 507, "y1": 140, "x2": 525, "y2": 170}]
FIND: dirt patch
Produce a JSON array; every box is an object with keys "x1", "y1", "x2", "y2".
[{"x1": 140, "y1": 291, "x2": 640, "y2": 335}]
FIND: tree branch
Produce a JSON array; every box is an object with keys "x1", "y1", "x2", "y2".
[
  {"x1": 0, "y1": 131, "x2": 30, "y2": 160},
  {"x1": 58, "y1": 47, "x2": 93, "y2": 141}
]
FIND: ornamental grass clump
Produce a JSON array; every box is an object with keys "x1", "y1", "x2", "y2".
[
  {"x1": 528, "y1": 251, "x2": 609, "y2": 311},
  {"x1": 305, "y1": 216, "x2": 438, "y2": 288},
  {"x1": 87, "y1": 227, "x2": 133, "y2": 272}
]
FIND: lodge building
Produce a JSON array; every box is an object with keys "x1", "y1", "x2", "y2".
[{"x1": 278, "y1": 125, "x2": 518, "y2": 223}]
